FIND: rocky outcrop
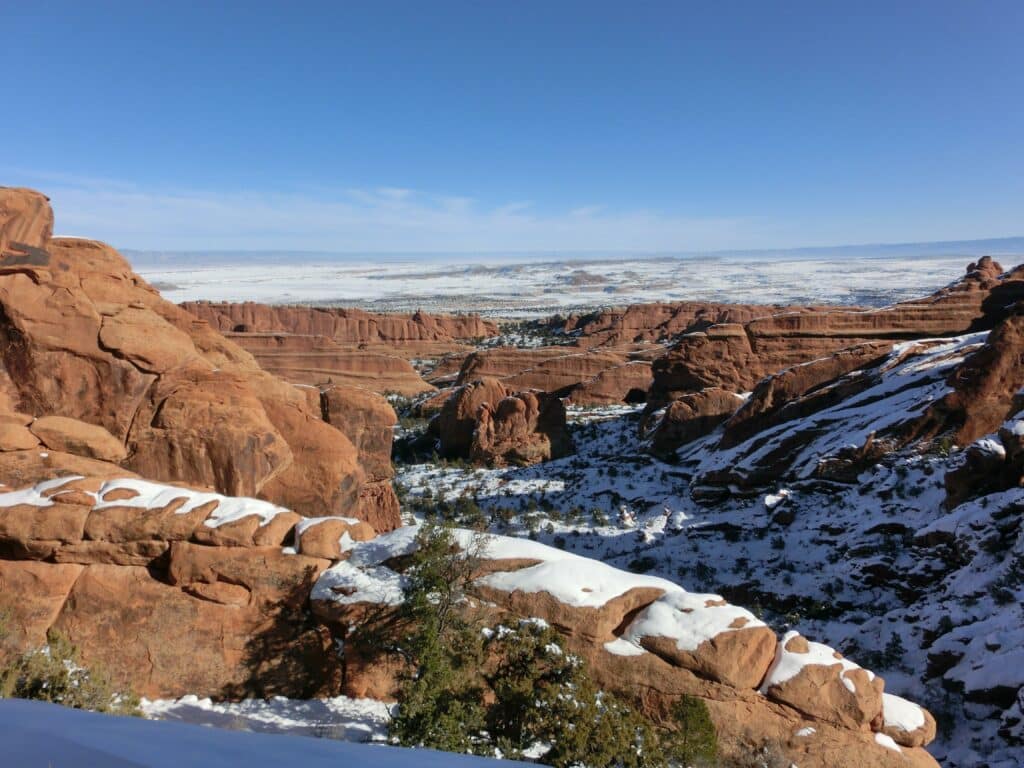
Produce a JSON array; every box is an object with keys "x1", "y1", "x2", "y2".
[
  {"x1": 646, "y1": 388, "x2": 745, "y2": 458},
  {"x1": 0, "y1": 187, "x2": 52, "y2": 261},
  {"x1": 311, "y1": 527, "x2": 939, "y2": 768},
  {"x1": 552, "y1": 300, "x2": 820, "y2": 348},
  {"x1": 647, "y1": 259, "x2": 1024, "y2": 409},
  {"x1": 689, "y1": 335, "x2": 987, "y2": 492},
  {"x1": 0, "y1": 187, "x2": 397, "y2": 527},
  {"x1": 719, "y1": 342, "x2": 895, "y2": 449},
  {"x1": 928, "y1": 301, "x2": 1024, "y2": 445},
  {"x1": 432, "y1": 378, "x2": 572, "y2": 466},
  {"x1": 216, "y1": 333, "x2": 434, "y2": 396},
  {"x1": 0, "y1": 476, "x2": 340, "y2": 698},
  {"x1": 321, "y1": 385, "x2": 401, "y2": 531},
  {"x1": 455, "y1": 347, "x2": 653, "y2": 405},
  {"x1": 183, "y1": 302, "x2": 497, "y2": 344}
]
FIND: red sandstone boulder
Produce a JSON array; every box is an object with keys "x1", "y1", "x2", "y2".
[
  {"x1": 433, "y1": 377, "x2": 511, "y2": 457},
  {"x1": 878, "y1": 692, "x2": 938, "y2": 748},
  {"x1": 761, "y1": 631, "x2": 885, "y2": 730},
  {"x1": 432, "y1": 377, "x2": 572, "y2": 466},
  {"x1": 646, "y1": 387, "x2": 744, "y2": 457},
  {"x1": 471, "y1": 390, "x2": 573, "y2": 467},
  {"x1": 29, "y1": 415, "x2": 127, "y2": 463}
]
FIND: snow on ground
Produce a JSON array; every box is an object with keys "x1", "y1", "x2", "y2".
[
  {"x1": 392, "y1": 356, "x2": 1023, "y2": 767},
  {"x1": 137, "y1": 253, "x2": 972, "y2": 317},
  {"x1": 0, "y1": 698, "x2": 520, "y2": 768},
  {"x1": 142, "y1": 694, "x2": 394, "y2": 742}
]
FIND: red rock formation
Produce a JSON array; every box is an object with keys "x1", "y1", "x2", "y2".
[
  {"x1": 456, "y1": 347, "x2": 653, "y2": 405},
  {"x1": 310, "y1": 528, "x2": 940, "y2": 768},
  {"x1": 646, "y1": 388, "x2": 745, "y2": 457},
  {"x1": 0, "y1": 187, "x2": 52, "y2": 260},
  {"x1": 0, "y1": 188, "x2": 398, "y2": 527},
  {"x1": 433, "y1": 378, "x2": 572, "y2": 466},
  {"x1": 720, "y1": 342, "x2": 895, "y2": 449},
  {"x1": 0, "y1": 476, "x2": 339, "y2": 698},
  {"x1": 648, "y1": 259, "x2": 1024, "y2": 408},
  {"x1": 471, "y1": 390, "x2": 573, "y2": 467},
  {"x1": 218, "y1": 332, "x2": 434, "y2": 396},
  {"x1": 554, "y1": 300, "x2": 821, "y2": 348},
  {"x1": 183, "y1": 301, "x2": 497, "y2": 343},
  {"x1": 929, "y1": 296, "x2": 1024, "y2": 444},
  {"x1": 321, "y1": 384, "x2": 401, "y2": 531}
]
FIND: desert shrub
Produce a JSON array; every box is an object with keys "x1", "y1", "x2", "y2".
[{"x1": 0, "y1": 613, "x2": 139, "y2": 716}]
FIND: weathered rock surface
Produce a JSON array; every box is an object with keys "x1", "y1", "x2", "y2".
[
  {"x1": 0, "y1": 188, "x2": 396, "y2": 526},
  {"x1": 761, "y1": 631, "x2": 884, "y2": 730},
  {"x1": 0, "y1": 187, "x2": 52, "y2": 260},
  {"x1": 432, "y1": 378, "x2": 572, "y2": 466},
  {"x1": 929, "y1": 300, "x2": 1024, "y2": 444},
  {"x1": 646, "y1": 388, "x2": 745, "y2": 458},
  {"x1": 212, "y1": 332, "x2": 435, "y2": 396},
  {"x1": 310, "y1": 527, "x2": 939, "y2": 768},
  {"x1": 647, "y1": 259, "x2": 1024, "y2": 409},
  {"x1": 183, "y1": 302, "x2": 497, "y2": 344},
  {"x1": 552, "y1": 300, "x2": 820, "y2": 348}
]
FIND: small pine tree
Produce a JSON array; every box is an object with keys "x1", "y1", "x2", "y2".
[{"x1": 661, "y1": 695, "x2": 718, "y2": 766}]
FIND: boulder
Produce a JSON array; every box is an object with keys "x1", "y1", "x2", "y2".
[
  {"x1": 878, "y1": 692, "x2": 938, "y2": 748},
  {"x1": 29, "y1": 415, "x2": 126, "y2": 462},
  {"x1": 761, "y1": 631, "x2": 885, "y2": 730},
  {"x1": 295, "y1": 517, "x2": 376, "y2": 560},
  {"x1": 470, "y1": 390, "x2": 573, "y2": 467},
  {"x1": 647, "y1": 388, "x2": 743, "y2": 457}
]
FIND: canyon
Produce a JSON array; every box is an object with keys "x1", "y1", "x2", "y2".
[{"x1": 1, "y1": 186, "x2": 1022, "y2": 767}]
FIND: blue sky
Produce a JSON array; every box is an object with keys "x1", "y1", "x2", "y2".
[{"x1": 5, "y1": 1, "x2": 1023, "y2": 251}]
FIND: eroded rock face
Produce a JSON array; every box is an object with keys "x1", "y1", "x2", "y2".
[
  {"x1": 647, "y1": 260, "x2": 1024, "y2": 409},
  {"x1": 455, "y1": 347, "x2": 654, "y2": 406},
  {"x1": 929, "y1": 302, "x2": 1024, "y2": 444},
  {"x1": 432, "y1": 378, "x2": 572, "y2": 466},
  {"x1": 646, "y1": 388, "x2": 744, "y2": 458},
  {"x1": 0, "y1": 188, "x2": 396, "y2": 524},
  {"x1": 184, "y1": 302, "x2": 498, "y2": 344},
  {"x1": 0, "y1": 476, "x2": 338, "y2": 698},
  {"x1": 310, "y1": 527, "x2": 939, "y2": 768},
  {"x1": 210, "y1": 333, "x2": 435, "y2": 396},
  {"x1": 0, "y1": 187, "x2": 52, "y2": 261}
]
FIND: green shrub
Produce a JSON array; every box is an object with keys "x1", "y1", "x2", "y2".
[
  {"x1": 357, "y1": 522, "x2": 719, "y2": 766},
  {"x1": 0, "y1": 615, "x2": 139, "y2": 716}
]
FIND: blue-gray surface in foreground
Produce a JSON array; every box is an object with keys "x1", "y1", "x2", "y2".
[{"x1": 0, "y1": 699, "x2": 519, "y2": 768}]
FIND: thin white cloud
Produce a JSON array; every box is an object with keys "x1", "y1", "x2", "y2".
[{"x1": 5, "y1": 169, "x2": 1018, "y2": 252}]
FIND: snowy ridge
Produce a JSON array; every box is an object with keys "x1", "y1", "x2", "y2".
[{"x1": 0, "y1": 476, "x2": 292, "y2": 529}]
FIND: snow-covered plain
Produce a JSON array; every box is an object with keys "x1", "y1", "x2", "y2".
[{"x1": 137, "y1": 253, "x2": 976, "y2": 316}]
